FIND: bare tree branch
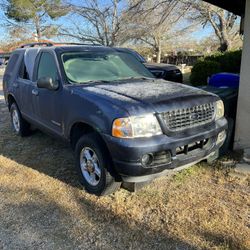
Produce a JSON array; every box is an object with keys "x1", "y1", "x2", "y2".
[{"x1": 188, "y1": 1, "x2": 240, "y2": 51}]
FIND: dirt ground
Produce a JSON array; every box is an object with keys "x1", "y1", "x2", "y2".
[{"x1": 0, "y1": 75, "x2": 249, "y2": 250}]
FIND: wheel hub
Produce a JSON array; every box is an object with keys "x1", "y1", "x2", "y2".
[
  {"x1": 86, "y1": 160, "x2": 95, "y2": 172},
  {"x1": 80, "y1": 147, "x2": 101, "y2": 186}
]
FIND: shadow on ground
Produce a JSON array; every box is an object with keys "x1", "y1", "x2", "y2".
[
  {"x1": 0, "y1": 98, "x2": 201, "y2": 249},
  {"x1": 0, "y1": 92, "x2": 249, "y2": 250},
  {"x1": 0, "y1": 184, "x2": 200, "y2": 249}
]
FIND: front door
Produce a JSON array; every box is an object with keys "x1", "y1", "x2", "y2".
[{"x1": 33, "y1": 51, "x2": 64, "y2": 136}]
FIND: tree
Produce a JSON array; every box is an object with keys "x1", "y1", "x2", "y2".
[
  {"x1": 188, "y1": 1, "x2": 240, "y2": 52},
  {"x1": 60, "y1": 0, "x2": 129, "y2": 46},
  {"x1": 2, "y1": 0, "x2": 68, "y2": 41},
  {"x1": 126, "y1": 0, "x2": 196, "y2": 63},
  {"x1": 59, "y1": 0, "x2": 197, "y2": 61}
]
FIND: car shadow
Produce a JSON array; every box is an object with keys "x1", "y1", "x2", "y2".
[
  {"x1": 0, "y1": 102, "x2": 80, "y2": 187},
  {"x1": 1, "y1": 100, "x2": 247, "y2": 250},
  {"x1": 0, "y1": 98, "x2": 201, "y2": 249},
  {"x1": 0, "y1": 184, "x2": 199, "y2": 249}
]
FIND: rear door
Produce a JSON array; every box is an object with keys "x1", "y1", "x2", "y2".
[
  {"x1": 3, "y1": 53, "x2": 21, "y2": 104},
  {"x1": 16, "y1": 56, "x2": 37, "y2": 120},
  {"x1": 32, "y1": 51, "x2": 64, "y2": 136}
]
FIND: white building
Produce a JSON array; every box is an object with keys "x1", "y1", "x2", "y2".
[{"x1": 205, "y1": 0, "x2": 250, "y2": 159}]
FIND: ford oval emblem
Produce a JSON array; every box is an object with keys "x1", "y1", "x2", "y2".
[{"x1": 190, "y1": 112, "x2": 199, "y2": 120}]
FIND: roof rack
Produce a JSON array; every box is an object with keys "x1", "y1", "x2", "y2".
[
  {"x1": 20, "y1": 42, "x2": 54, "y2": 48},
  {"x1": 19, "y1": 42, "x2": 103, "y2": 48},
  {"x1": 53, "y1": 42, "x2": 102, "y2": 46}
]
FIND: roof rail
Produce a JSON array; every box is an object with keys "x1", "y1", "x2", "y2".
[
  {"x1": 19, "y1": 42, "x2": 103, "y2": 49},
  {"x1": 52, "y1": 42, "x2": 103, "y2": 46},
  {"x1": 20, "y1": 42, "x2": 54, "y2": 48}
]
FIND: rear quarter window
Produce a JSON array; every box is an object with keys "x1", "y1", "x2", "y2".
[
  {"x1": 18, "y1": 58, "x2": 30, "y2": 80},
  {"x1": 4, "y1": 53, "x2": 20, "y2": 75}
]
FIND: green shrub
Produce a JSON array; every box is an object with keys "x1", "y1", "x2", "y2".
[
  {"x1": 190, "y1": 60, "x2": 221, "y2": 86},
  {"x1": 190, "y1": 50, "x2": 242, "y2": 86},
  {"x1": 205, "y1": 50, "x2": 242, "y2": 73}
]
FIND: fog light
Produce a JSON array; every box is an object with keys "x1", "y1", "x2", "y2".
[
  {"x1": 216, "y1": 130, "x2": 226, "y2": 145},
  {"x1": 141, "y1": 154, "x2": 153, "y2": 166}
]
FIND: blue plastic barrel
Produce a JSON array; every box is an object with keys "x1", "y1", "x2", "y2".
[{"x1": 208, "y1": 73, "x2": 240, "y2": 88}]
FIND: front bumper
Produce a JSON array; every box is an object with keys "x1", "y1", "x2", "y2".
[{"x1": 102, "y1": 118, "x2": 227, "y2": 182}]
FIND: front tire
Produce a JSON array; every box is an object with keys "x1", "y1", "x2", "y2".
[
  {"x1": 75, "y1": 133, "x2": 121, "y2": 196},
  {"x1": 10, "y1": 103, "x2": 30, "y2": 136}
]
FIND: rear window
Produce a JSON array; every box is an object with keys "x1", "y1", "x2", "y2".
[{"x1": 5, "y1": 54, "x2": 19, "y2": 75}]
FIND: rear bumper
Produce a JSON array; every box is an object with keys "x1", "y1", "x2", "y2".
[{"x1": 102, "y1": 118, "x2": 227, "y2": 182}]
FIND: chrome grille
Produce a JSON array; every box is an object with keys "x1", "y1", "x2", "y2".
[{"x1": 162, "y1": 103, "x2": 215, "y2": 131}]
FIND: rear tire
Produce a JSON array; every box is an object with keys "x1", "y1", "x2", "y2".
[
  {"x1": 75, "y1": 133, "x2": 121, "y2": 196},
  {"x1": 10, "y1": 102, "x2": 30, "y2": 136}
]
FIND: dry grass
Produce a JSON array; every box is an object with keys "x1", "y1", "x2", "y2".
[{"x1": 0, "y1": 82, "x2": 249, "y2": 249}]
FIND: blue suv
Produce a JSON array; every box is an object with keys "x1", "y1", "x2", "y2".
[{"x1": 3, "y1": 43, "x2": 227, "y2": 195}]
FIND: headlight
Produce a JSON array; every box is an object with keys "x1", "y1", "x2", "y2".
[
  {"x1": 215, "y1": 100, "x2": 224, "y2": 120},
  {"x1": 112, "y1": 114, "x2": 162, "y2": 138}
]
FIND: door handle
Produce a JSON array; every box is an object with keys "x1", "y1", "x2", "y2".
[{"x1": 32, "y1": 89, "x2": 39, "y2": 96}]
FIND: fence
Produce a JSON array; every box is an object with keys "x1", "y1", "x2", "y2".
[{"x1": 162, "y1": 55, "x2": 203, "y2": 66}]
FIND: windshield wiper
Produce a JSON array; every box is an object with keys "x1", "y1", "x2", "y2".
[
  {"x1": 117, "y1": 77, "x2": 154, "y2": 81},
  {"x1": 80, "y1": 80, "x2": 110, "y2": 84},
  {"x1": 79, "y1": 77, "x2": 154, "y2": 84}
]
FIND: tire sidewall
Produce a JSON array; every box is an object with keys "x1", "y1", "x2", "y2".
[
  {"x1": 75, "y1": 134, "x2": 109, "y2": 195},
  {"x1": 10, "y1": 103, "x2": 21, "y2": 135}
]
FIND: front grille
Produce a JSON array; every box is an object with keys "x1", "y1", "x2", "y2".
[
  {"x1": 176, "y1": 139, "x2": 209, "y2": 155},
  {"x1": 162, "y1": 103, "x2": 215, "y2": 131}
]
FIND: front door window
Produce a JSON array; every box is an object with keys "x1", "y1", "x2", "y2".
[{"x1": 37, "y1": 52, "x2": 58, "y2": 82}]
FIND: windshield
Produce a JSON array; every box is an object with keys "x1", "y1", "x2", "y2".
[
  {"x1": 131, "y1": 50, "x2": 147, "y2": 63},
  {"x1": 61, "y1": 51, "x2": 153, "y2": 84}
]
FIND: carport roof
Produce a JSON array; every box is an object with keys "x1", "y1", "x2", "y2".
[{"x1": 203, "y1": 0, "x2": 245, "y2": 16}]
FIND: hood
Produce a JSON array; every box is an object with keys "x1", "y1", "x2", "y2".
[
  {"x1": 78, "y1": 79, "x2": 218, "y2": 115},
  {"x1": 144, "y1": 63, "x2": 179, "y2": 71}
]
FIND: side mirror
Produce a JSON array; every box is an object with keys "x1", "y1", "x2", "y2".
[{"x1": 37, "y1": 77, "x2": 59, "y2": 90}]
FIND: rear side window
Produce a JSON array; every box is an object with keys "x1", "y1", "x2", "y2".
[
  {"x1": 37, "y1": 52, "x2": 58, "y2": 82},
  {"x1": 5, "y1": 54, "x2": 19, "y2": 75}
]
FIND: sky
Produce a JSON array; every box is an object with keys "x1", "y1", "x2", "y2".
[
  {"x1": 191, "y1": 27, "x2": 213, "y2": 41},
  {"x1": 0, "y1": 2, "x2": 214, "y2": 44}
]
